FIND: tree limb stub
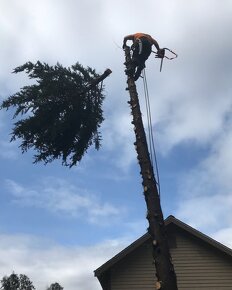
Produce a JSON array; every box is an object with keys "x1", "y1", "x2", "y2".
[{"x1": 83, "y1": 68, "x2": 112, "y2": 94}]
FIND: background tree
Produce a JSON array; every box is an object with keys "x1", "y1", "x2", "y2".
[
  {"x1": 0, "y1": 273, "x2": 35, "y2": 290},
  {"x1": 46, "y1": 282, "x2": 63, "y2": 290},
  {"x1": 18, "y1": 275, "x2": 35, "y2": 290},
  {"x1": 1, "y1": 273, "x2": 19, "y2": 290},
  {"x1": 1, "y1": 61, "x2": 111, "y2": 167}
]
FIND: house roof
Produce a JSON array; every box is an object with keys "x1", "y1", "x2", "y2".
[{"x1": 94, "y1": 215, "x2": 232, "y2": 277}]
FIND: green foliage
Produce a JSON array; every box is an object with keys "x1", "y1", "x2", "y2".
[
  {"x1": 46, "y1": 282, "x2": 63, "y2": 290},
  {"x1": 1, "y1": 61, "x2": 105, "y2": 167},
  {"x1": 1, "y1": 273, "x2": 35, "y2": 290}
]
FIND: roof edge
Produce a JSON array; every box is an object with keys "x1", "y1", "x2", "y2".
[
  {"x1": 94, "y1": 215, "x2": 232, "y2": 277},
  {"x1": 94, "y1": 232, "x2": 149, "y2": 277},
  {"x1": 165, "y1": 215, "x2": 232, "y2": 258}
]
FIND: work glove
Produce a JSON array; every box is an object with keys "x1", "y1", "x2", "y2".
[{"x1": 155, "y1": 48, "x2": 165, "y2": 59}]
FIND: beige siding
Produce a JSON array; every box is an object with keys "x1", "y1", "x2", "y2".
[
  {"x1": 111, "y1": 240, "x2": 155, "y2": 290},
  {"x1": 110, "y1": 228, "x2": 232, "y2": 290},
  {"x1": 171, "y1": 228, "x2": 232, "y2": 289}
]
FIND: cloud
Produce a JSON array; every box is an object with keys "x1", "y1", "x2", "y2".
[
  {"x1": 0, "y1": 233, "x2": 129, "y2": 290},
  {"x1": 155, "y1": 88, "x2": 232, "y2": 152},
  {"x1": 175, "y1": 123, "x2": 232, "y2": 234},
  {"x1": 1, "y1": 1, "x2": 232, "y2": 289},
  {"x1": 100, "y1": 0, "x2": 232, "y2": 170},
  {"x1": 176, "y1": 194, "x2": 232, "y2": 230},
  {"x1": 0, "y1": 111, "x2": 20, "y2": 160},
  {"x1": 101, "y1": 111, "x2": 136, "y2": 170},
  {"x1": 1, "y1": 0, "x2": 232, "y2": 228},
  {"x1": 140, "y1": 0, "x2": 232, "y2": 155},
  {"x1": 1, "y1": 0, "x2": 231, "y2": 173},
  {"x1": 213, "y1": 227, "x2": 232, "y2": 249},
  {"x1": 0, "y1": 141, "x2": 19, "y2": 160},
  {"x1": 4, "y1": 178, "x2": 122, "y2": 224}
]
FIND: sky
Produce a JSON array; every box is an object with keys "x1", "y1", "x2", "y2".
[{"x1": 1, "y1": 0, "x2": 232, "y2": 289}]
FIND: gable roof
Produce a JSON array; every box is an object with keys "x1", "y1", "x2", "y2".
[{"x1": 94, "y1": 215, "x2": 232, "y2": 277}]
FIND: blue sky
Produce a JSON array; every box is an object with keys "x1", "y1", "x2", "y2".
[{"x1": 1, "y1": 0, "x2": 232, "y2": 289}]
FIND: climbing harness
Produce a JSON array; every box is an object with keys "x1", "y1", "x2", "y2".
[
  {"x1": 138, "y1": 39, "x2": 143, "y2": 55},
  {"x1": 142, "y1": 69, "x2": 161, "y2": 196},
  {"x1": 153, "y1": 48, "x2": 178, "y2": 72}
]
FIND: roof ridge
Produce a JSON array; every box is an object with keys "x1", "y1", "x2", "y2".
[{"x1": 94, "y1": 215, "x2": 232, "y2": 277}]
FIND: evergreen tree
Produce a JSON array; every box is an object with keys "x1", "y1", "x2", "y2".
[
  {"x1": 1, "y1": 61, "x2": 111, "y2": 167},
  {"x1": 46, "y1": 282, "x2": 63, "y2": 290},
  {"x1": 0, "y1": 273, "x2": 35, "y2": 290},
  {"x1": 19, "y1": 275, "x2": 35, "y2": 290},
  {"x1": 1, "y1": 273, "x2": 19, "y2": 290}
]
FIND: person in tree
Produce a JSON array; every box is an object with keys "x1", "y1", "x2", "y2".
[{"x1": 123, "y1": 33, "x2": 164, "y2": 80}]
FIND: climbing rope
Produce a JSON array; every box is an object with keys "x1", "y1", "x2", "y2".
[{"x1": 142, "y1": 69, "x2": 161, "y2": 196}]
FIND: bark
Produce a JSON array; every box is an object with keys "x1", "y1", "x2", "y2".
[
  {"x1": 82, "y1": 69, "x2": 112, "y2": 95},
  {"x1": 124, "y1": 47, "x2": 178, "y2": 290}
]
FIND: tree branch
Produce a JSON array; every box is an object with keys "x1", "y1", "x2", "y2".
[{"x1": 83, "y1": 68, "x2": 112, "y2": 94}]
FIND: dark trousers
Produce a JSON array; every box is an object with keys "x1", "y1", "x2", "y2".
[{"x1": 132, "y1": 37, "x2": 152, "y2": 80}]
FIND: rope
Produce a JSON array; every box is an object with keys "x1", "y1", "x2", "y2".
[
  {"x1": 142, "y1": 69, "x2": 161, "y2": 196},
  {"x1": 142, "y1": 70, "x2": 154, "y2": 164}
]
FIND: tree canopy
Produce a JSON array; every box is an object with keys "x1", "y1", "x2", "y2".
[
  {"x1": 0, "y1": 273, "x2": 64, "y2": 290},
  {"x1": 46, "y1": 282, "x2": 63, "y2": 290},
  {"x1": 1, "y1": 61, "x2": 110, "y2": 167},
  {"x1": 1, "y1": 273, "x2": 35, "y2": 290}
]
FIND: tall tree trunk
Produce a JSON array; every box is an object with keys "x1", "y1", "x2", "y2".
[{"x1": 124, "y1": 47, "x2": 178, "y2": 290}]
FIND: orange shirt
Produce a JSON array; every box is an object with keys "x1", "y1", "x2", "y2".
[
  {"x1": 123, "y1": 33, "x2": 160, "y2": 50},
  {"x1": 133, "y1": 33, "x2": 154, "y2": 43}
]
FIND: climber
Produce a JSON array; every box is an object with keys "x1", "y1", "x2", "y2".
[{"x1": 123, "y1": 33, "x2": 164, "y2": 80}]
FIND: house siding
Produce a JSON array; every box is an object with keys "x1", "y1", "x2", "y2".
[
  {"x1": 172, "y1": 228, "x2": 232, "y2": 289},
  {"x1": 110, "y1": 226, "x2": 232, "y2": 290},
  {"x1": 110, "y1": 240, "x2": 155, "y2": 290}
]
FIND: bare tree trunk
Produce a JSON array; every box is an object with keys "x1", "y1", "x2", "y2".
[{"x1": 124, "y1": 47, "x2": 178, "y2": 290}]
